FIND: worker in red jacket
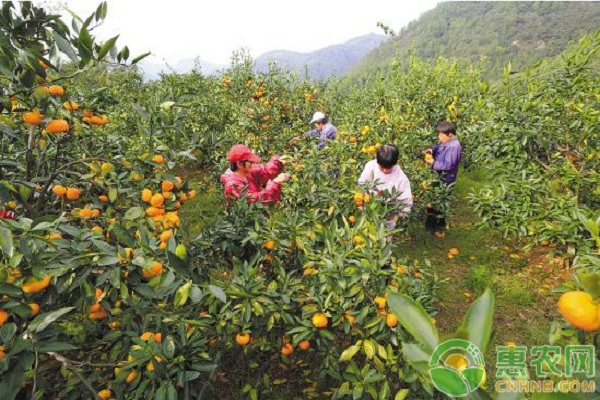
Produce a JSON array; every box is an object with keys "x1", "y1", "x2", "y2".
[
  {"x1": 0, "y1": 210, "x2": 16, "y2": 220},
  {"x1": 219, "y1": 144, "x2": 290, "y2": 205}
]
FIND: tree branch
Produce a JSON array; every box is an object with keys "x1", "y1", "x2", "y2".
[{"x1": 48, "y1": 352, "x2": 101, "y2": 400}]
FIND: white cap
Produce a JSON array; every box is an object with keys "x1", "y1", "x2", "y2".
[{"x1": 309, "y1": 111, "x2": 326, "y2": 124}]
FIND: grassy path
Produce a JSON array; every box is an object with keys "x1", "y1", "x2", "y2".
[{"x1": 401, "y1": 170, "x2": 568, "y2": 352}]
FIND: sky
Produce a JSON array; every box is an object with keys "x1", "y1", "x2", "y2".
[{"x1": 58, "y1": 0, "x2": 442, "y2": 66}]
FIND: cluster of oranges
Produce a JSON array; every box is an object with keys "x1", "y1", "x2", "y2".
[
  {"x1": 51, "y1": 185, "x2": 81, "y2": 200},
  {"x1": 353, "y1": 192, "x2": 372, "y2": 208},
  {"x1": 89, "y1": 288, "x2": 108, "y2": 320}
]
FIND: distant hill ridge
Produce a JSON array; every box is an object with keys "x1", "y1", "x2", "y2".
[
  {"x1": 254, "y1": 33, "x2": 387, "y2": 80},
  {"x1": 351, "y1": 1, "x2": 600, "y2": 78}
]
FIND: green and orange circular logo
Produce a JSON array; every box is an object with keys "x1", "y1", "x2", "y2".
[{"x1": 429, "y1": 339, "x2": 486, "y2": 397}]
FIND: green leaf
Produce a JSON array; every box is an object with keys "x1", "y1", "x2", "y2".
[
  {"x1": 395, "y1": 389, "x2": 409, "y2": 400},
  {"x1": 0, "y1": 227, "x2": 14, "y2": 257},
  {"x1": 28, "y1": 307, "x2": 75, "y2": 333},
  {"x1": 453, "y1": 288, "x2": 494, "y2": 353},
  {"x1": 54, "y1": 33, "x2": 78, "y2": 62},
  {"x1": 577, "y1": 273, "x2": 600, "y2": 300},
  {"x1": 0, "y1": 283, "x2": 21, "y2": 297},
  {"x1": 174, "y1": 282, "x2": 191, "y2": 307},
  {"x1": 98, "y1": 256, "x2": 119, "y2": 266},
  {"x1": 108, "y1": 187, "x2": 118, "y2": 203},
  {"x1": 0, "y1": 323, "x2": 17, "y2": 343},
  {"x1": 163, "y1": 335, "x2": 175, "y2": 359},
  {"x1": 36, "y1": 342, "x2": 77, "y2": 352},
  {"x1": 124, "y1": 207, "x2": 143, "y2": 220},
  {"x1": 339, "y1": 345, "x2": 360, "y2": 362},
  {"x1": 363, "y1": 339, "x2": 375, "y2": 359},
  {"x1": 208, "y1": 285, "x2": 226, "y2": 303},
  {"x1": 0, "y1": 364, "x2": 24, "y2": 400},
  {"x1": 388, "y1": 292, "x2": 438, "y2": 353},
  {"x1": 131, "y1": 51, "x2": 151, "y2": 65}
]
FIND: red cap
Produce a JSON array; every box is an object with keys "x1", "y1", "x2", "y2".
[{"x1": 228, "y1": 144, "x2": 261, "y2": 163}]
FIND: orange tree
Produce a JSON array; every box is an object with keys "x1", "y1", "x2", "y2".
[
  {"x1": 0, "y1": 3, "x2": 218, "y2": 400},
  {"x1": 466, "y1": 29, "x2": 600, "y2": 247}
]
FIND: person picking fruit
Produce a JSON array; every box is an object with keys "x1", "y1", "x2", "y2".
[
  {"x1": 424, "y1": 121, "x2": 462, "y2": 237},
  {"x1": 220, "y1": 144, "x2": 290, "y2": 205}
]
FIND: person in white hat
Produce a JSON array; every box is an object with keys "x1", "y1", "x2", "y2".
[{"x1": 304, "y1": 111, "x2": 337, "y2": 149}]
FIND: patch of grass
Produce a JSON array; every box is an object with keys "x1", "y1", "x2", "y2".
[
  {"x1": 465, "y1": 264, "x2": 493, "y2": 294},
  {"x1": 496, "y1": 277, "x2": 536, "y2": 307}
]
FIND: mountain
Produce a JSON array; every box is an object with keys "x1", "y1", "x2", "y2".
[
  {"x1": 350, "y1": 2, "x2": 600, "y2": 79},
  {"x1": 254, "y1": 33, "x2": 387, "y2": 80}
]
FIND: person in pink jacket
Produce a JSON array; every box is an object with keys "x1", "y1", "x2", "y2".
[{"x1": 219, "y1": 144, "x2": 290, "y2": 205}]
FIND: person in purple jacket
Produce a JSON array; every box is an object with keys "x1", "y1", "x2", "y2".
[
  {"x1": 304, "y1": 111, "x2": 337, "y2": 149},
  {"x1": 424, "y1": 121, "x2": 462, "y2": 237}
]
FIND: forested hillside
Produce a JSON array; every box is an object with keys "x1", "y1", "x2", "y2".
[{"x1": 352, "y1": 1, "x2": 600, "y2": 78}]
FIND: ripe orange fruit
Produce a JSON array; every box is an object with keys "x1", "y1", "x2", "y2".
[
  {"x1": 141, "y1": 189, "x2": 152, "y2": 203},
  {"x1": 28, "y1": 303, "x2": 40, "y2": 316},
  {"x1": 90, "y1": 114, "x2": 108, "y2": 126},
  {"x1": 235, "y1": 332, "x2": 251, "y2": 346},
  {"x1": 88, "y1": 308, "x2": 108, "y2": 320},
  {"x1": 154, "y1": 332, "x2": 162, "y2": 343},
  {"x1": 558, "y1": 291, "x2": 600, "y2": 331},
  {"x1": 352, "y1": 236, "x2": 365, "y2": 246},
  {"x1": 298, "y1": 340, "x2": 310, "y2": 350},
  {"x1": 348, "y1": 215, "x2": 356, "y2": 223},
  {"x1": 140, "y1": 331, "x2": 154, "y2": 341},
  {"x1": 46, "y1": 119, "x2": 69, "y2": 134},
  {"x1": 159, "y1": 230, "x2": 173, "y2": 242},
  {"x1": 187, "y1": 189, "x2": 197, "y2": 199},
  {"x1": 281, "y1": 343, "x2": 294, "y2": 355},
  {"x1": 97, "y1": 389, "x2": 112, "y2": 400},
  {"x1": 264, "y1": 240, "x2": 275, "y2": 250},
  {"x1": 63, "y1": 101, "x2": 79, "y2": 111},
  {"x1": 0, "y1": 310, "x2": 8, "y2": 326},
  {"x1": 311, "y1": 312, "x2": 328, "y2": 328},
  {"x1": 386, "y1": 313, "x2": 398, "y2": 328},
  {"x1": 52, "y1": 185, "x2": 67, "y2": 197},
  {"x1": 448, "y1": 247, "x2": 460, "y2": 256},
  {"x1": 65, "y1": 187, "x2": 80, "y2": 200},
  {"x1": 142, "y1": 261, "x2": 164, "y2": 279},
  {"x1": 150, "y1": 193, "x2": 165, "y2": 208},
  {"x1": 48, "y1": 85, "x2": 65, "y2": 96},
  {"x1": 23, "y1": 109, "x2": 44, "y2": 125},
  {"x1": 161, "y1": 180, "x2": 175, "y2": 192},
  {"x1": 152, "y1": 155, "x2": 165, "y2": 164},
  {"x1": 98, "y1": 194, "x2": 109, "y2": 203},
  {"x1": 343, "y1": 312, "x2": 356, "y2": 325},
  {"x1": 21, "y1": 275, "x2": 50, "y2": 294},
  {"x1": 374, "y1": 296, "x2": 386, "y2": 309},
  {"x1": 126, "y1": 370, "x2": 138, "y2": 383}
]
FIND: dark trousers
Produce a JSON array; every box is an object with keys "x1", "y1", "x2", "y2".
[{"x1": 425, "y1": 206, "x2": 446, "y2": 232}]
